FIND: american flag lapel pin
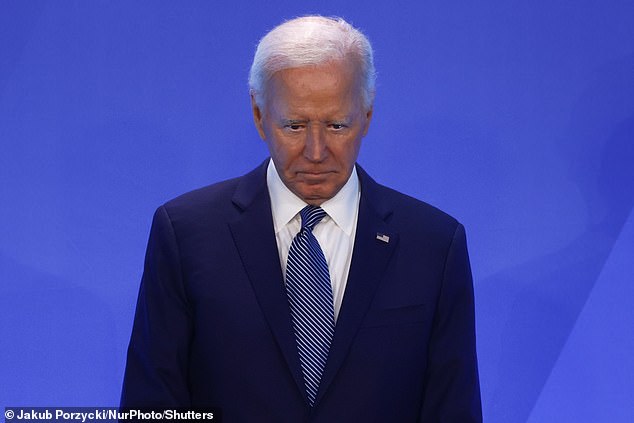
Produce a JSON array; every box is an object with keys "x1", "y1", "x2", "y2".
[{"x1": 376, "y1": 233, "x2": 390, "y2": 243}]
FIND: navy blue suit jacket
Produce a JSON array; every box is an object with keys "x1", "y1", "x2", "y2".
[{"x1": 121, "y1": 160, "x2": 481, "y2": 422}]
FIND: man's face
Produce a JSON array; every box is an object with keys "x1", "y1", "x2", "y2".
[{"x1": 252, "y1": 60, "x2": 373, "y2": 205}]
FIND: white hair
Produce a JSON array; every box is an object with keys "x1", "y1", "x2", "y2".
[{"x1": 249, "y1": 15, "x2": 376, "y2": 110}]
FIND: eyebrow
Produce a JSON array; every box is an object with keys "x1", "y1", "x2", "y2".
[
  {"x1": 280, "y1": 117, "x2": 352, "y2": 125},
  {"x1": 280, "y1": 119, "x2": 307, "y2": 125}
]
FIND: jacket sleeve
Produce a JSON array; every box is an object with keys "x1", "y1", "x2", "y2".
[
  {"x1": 419, "y1": 223, "x2": 482, "y2": 422},
  {"x1": 120, "y1": 205, "x2": 193, "y2": 408}
]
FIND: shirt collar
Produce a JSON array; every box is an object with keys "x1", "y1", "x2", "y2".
[{"x1": 266, "y1": 159, "x2": 360, "y2": 236}]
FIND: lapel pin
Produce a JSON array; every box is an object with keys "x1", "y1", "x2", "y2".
[{"x1": 376, "y1": 233, "x2": 390, "y2": 243}]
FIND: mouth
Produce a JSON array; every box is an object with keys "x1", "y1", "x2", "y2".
[
  {"x1": 297, "y1": 170, "x2": 335, "y2": 176},
  {"x1": 296, "y1": 171, "x2": 336, "y2": 183}
]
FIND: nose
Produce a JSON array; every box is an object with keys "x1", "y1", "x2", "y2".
[{"x1": 304, "y1": 124, "x2": 328, "y2": 162}]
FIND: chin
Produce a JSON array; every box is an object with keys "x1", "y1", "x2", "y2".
[
  {"x1": 291, "y1": 179, "x2": 344, "y2": 203},
  {"x1": 296, "y1": 189, "x2": 333, "y2": 205}
]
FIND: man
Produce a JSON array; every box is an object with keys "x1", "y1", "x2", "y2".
[{"x1": 121, "y1": 15, "x2": 481, "y2": 422}]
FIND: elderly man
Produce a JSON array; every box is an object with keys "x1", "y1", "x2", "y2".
[{"x1": 121, "y1": 15, "x2": 481, "y2": 422}]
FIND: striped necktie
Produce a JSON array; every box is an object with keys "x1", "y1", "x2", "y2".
[{"x1": 285, "y1": 205, "x2": 335, "y2": 406}]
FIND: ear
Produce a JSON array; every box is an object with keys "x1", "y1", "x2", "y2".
[
  {"x1": 362, "y1": 106, "x2": 373, "y2": 137},
  {"x1": 251, "y1": 93, "x2": 266, "y2": 140}
]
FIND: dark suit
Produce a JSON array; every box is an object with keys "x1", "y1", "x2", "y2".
[{"x1": 121, "y1": 160, "x2": 481, "y2": 422}]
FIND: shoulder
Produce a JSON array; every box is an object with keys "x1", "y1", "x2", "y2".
[
  {"x1": 162, "y1": 175, "x2": 241, "y2": 218},
  {"x1": 379, "y1": 184, "x2": 457, "y2": 228},
  {"x1": 379, "y1": 184, "x2": 461, "y2": 248},
  {"x1": 358, "y1": 165, "x2": 460, "y2": 234},
  {"x1": 159, "y1": 161, "x2": 268, "y2": 225}
]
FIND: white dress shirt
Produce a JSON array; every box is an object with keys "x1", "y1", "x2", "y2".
[{"x1": 266, "y1": 160, "x2": 360, "y2": 322}]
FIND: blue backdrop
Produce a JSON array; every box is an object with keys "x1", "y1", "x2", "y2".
[{"x1": 1, "y1": 1, "x2": 633, "y2": 421}]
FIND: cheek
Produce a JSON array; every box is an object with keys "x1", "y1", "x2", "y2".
[
  {"x1": 267, "y1": 135, "x2": 301, "y2": 167},
  {"x1": 333, "y1": 138, "x2": 362, "y2": 163}
]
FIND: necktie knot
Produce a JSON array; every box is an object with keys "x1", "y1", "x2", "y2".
[{"x1": 299, "y1": 206, "x2": 327, "y2": 232}]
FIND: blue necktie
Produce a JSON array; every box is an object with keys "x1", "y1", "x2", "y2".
[{"x1": 285, "y1": 205, "x2": 335, "y2": 406}]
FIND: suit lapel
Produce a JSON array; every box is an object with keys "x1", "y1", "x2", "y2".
[
  {"x1": 228, "y1": 162, "x2": 399, "y2": 407},
  {"x1": 315, "y1": 166, "x2": 399, "y2": 404},
  {"x1": 227, "y1": 161, "x2": 307, "y2": 401}
]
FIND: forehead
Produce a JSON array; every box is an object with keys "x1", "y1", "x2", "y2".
[{"x1": 264, "y1": 60, "x2": 363, "y2": 115}]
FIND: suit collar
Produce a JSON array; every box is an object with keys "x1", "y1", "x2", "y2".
[
  {"x1": 354, "y1": 164, "x2": 394, "y2": 222},
  {"x1": 230, "y1": 159, "x2": 270, "y2": 211}
]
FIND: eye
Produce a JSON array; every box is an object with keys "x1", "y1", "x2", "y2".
[
  {"x1": 330, "y1": 123, "x2": 347, "y2": 130},
  {"x1": 284, "y1": 123, "x2": 305, "y2": 132}
]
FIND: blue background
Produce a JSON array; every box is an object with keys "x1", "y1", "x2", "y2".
[{"x1": 1, "y1": 1, "x2": 633, "y2": 421}]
